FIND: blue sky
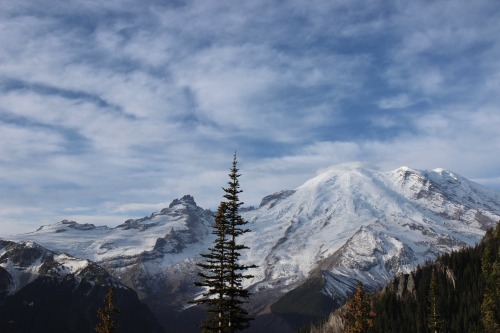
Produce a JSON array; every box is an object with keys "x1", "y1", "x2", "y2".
[{"x1": 1, "y1": 0, "x2": 500, "y2": 235}]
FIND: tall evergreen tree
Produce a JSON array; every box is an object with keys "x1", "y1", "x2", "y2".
[
  {"x1": 481, "y1": 221, "x2": 500, "y2": 333},
  {"x1": 192, "y1": 203, "x2": 232, "y2": 332},
  {"x1": 427, "y1": 267, "x2": 442, "y2": 333},
  {"x1": 95, "y1": 287, "x2": 119, "y2": 333},
  {"x1": 343, "y1": 281, "x2": 375, "y2": 333},
  {"x1": 191, "y1": 154, "x2": 256, "y2": 333}
]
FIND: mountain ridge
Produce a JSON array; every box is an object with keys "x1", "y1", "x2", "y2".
[
  {"x1": 0, "y1": 239, "x2": 164, "y2": 332},
  {"x1": 4, "y1": 165, "x2": 500, "y2": 331}
]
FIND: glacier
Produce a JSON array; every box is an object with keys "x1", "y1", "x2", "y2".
[{"x1": 4, "y1": 165, "x2": 500, "y2": 328}]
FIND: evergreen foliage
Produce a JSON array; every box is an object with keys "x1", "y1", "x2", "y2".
[
  {"x1": 427, "y1": 267, "x2": 442, "y2": 333},
  {"x1": 343, "y1": 281, "x2": 375, "y2": 333},
  {"x1": 191, "y1": 154, "x2": 256, "y2": 333},
  {"x1": 366, "y1": 221, "x2": 500, "y2": 333},
  {"x1": 481, "y1": 221, "x2": 500, "y2": 333},
  {"x1": 307, "y1": 221, "x2": 500, "y2": 333},
  {"x1": 95, "y1": 287, "x2": 119, "y2": 333},
  {"x1": 192, "y1": 203, "x2": 232, "y2": 331}
]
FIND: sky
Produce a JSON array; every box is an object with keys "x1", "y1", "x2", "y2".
[{"x1": 1, "y1": 0, "x2": 500, "y2": 235}]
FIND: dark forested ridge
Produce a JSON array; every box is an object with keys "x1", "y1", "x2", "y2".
[
  {"x1": 307, "y1": 222, "x2": 500, "y2": 333},
  {"x1": 0, "y1": 240, "x2": 163, "y2": 333},
  {"x1": 368, "y1": 222, "x2": 499, "y2": 333},
  {"x1": 0, "y1": 277, "x2": 164, "y2": 333}
]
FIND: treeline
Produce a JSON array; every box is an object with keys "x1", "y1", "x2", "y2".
[
  {"x1": 307, "y1": 221, "x2": 500, "y2": 333},
  {"x1": 369, "y1": 221, "x2": 499, "y2": 333}
]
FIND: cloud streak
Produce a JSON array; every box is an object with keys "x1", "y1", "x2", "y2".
[{"x1": 1, "y1": 0, "x2": 499, "y2": 235}]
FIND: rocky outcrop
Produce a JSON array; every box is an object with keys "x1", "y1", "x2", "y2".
[{"x1": 0, "y1": 240, "x2": 163, "y2": 333}]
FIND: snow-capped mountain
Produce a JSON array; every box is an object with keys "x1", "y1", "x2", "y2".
[
  {"x1": 241, "y1": 165, "x2": 500, "y2": 303},
  {"x1": 5, "y1": 165, "x2": 500, "y2": 331},
  {"x1": 25, "y1": 195, "x2": 212, "y2": 265},
  {"x1": 0, "y1": 240, "x2": 164, "y2": 332},
  {"x1": 0, "y1": 239, "x2": 104, "y2": 296},
  {"x1": 11, "y1": 195, "x2": 214, "y2": 304}
]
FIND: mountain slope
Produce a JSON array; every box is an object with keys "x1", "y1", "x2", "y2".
[
  {"x1": 0, "y1": 240, "x2": 163, "y2": 333},
  {"x1": 307, "y1": 222, "x2": 500, "y2": 333},
  {"x1": 6, "y1": 165, "x2": 500, "y2": 331},
  {"x1": 242, "y1": 165, "x2": 498, "y2": 293}
]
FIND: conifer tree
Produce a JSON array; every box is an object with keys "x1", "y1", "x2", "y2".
[
  {"x1": 427, "y1": 267, "x2": 442, "y2": 333},
  {"x1": 481, "y1": 222, "x2": 500, "y2": 333},
  {"x1": 343, "y1": 281, "x2": 375, "y2": 333},
  {"x1": 95, "y1": 287, "x2": 119, "y2": 333},
  {"x1": 192, "y1": 154, "x2": 256, "y2": 333},
  {"x1": 192, "y1": 203, "x2": 231, "y2": 332}
]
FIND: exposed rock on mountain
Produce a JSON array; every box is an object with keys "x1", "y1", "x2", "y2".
[
  {"x1": 0, "y1": 240, "x2": 163, "y2": 333},
  {"x1": 7, "y1": 165, "x2": 500, "y2": 331}
]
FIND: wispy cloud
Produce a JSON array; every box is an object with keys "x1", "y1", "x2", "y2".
[
  {"x1": 377, "y1": 94, "x2": 415, "y2": 109},
  {"x1": 1, "y1": 0, "x2": 499, "y2": 234}
]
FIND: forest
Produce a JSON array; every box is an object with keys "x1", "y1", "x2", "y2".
[{"x1": 307, "y1": 222, "x2": 500, "y2": 333}]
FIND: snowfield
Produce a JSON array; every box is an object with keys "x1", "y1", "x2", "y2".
[{"x1": 5, "y1": 165, "x2": 500, "y2": 308}]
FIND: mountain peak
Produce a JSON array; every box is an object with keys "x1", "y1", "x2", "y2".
[
  {"x1": 297, "y1": 163, "x2": 378, "y2": 194},
  {"x1": 393, "y1": 165, "x2": 418, "y2": 173},
  {"x1": 6, "y1": 165, "x2": 500, "y2": 332},
  {"x1": 34, "y1": 220, "x2": 99, "y2": 233},
  {"x1": 168, "y1": 195, "x2": 197, "y2": 208}
]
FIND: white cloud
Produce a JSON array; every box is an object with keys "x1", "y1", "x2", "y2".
[
  {"x1": 377, "y1": 94, "x2": 414, "y2": 109},
  {"x1": 107, "y1": 202, "x2": 167, "y2": 214},
  {"x1": 383, "y1": 0, "x2": 500, "y2": 100},
  {"x1": 243, "y1": 103, "x2": 500, "y2": 197},
  {"x1": 0, "y1": 122, "x2": 63, "y2": 162},
  {"x1": 1, "y1": 0, "x2": 499, "y2": 235}
]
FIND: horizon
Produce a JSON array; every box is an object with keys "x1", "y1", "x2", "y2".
[
  {"x1": 2, "y1": 162, "x2": 498, "y2": 237},
  {"x1": 1, "y1": 0, "x2": 500, "y2": 235}
]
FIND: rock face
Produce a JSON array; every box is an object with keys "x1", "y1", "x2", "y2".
[
  {"x1": 383, "y1": 271, "x2": 417, "y2": 299},
  {"x1": 0, "y1": 240, "x2": 163, "y2": 333},
  {"x1": 241, "y1": 166, "x2": 499, "y2": 309},
  {"x1": 6, "y1": 165, "x2": 500, "y2": 331}
]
